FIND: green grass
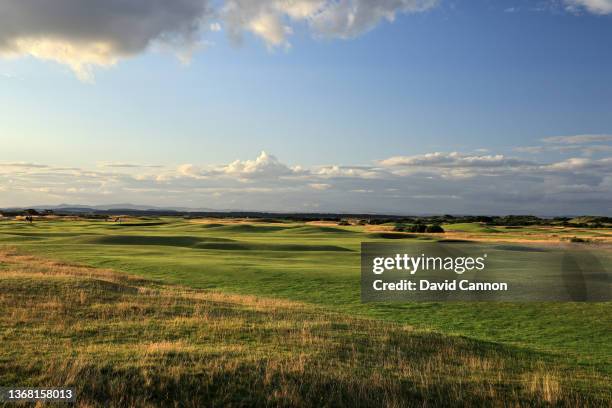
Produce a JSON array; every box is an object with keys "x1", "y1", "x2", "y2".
[
  {"x1": 0, "y1": 218, "x2": 610, "y2": 376},
  {"x1": 0, "y1": 249, "x2": 609, "y2": 406},
  {"x1": 442, "y1": 223, "x2": 502, "y2": 233}
]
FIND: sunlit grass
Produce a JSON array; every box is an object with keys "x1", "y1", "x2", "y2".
[
  {"x1": 1, "y1": 249, "x2": 609, "y2": 406},
  {"x1": 0, "y1": 218, "x2": 610, "y2": 370}
]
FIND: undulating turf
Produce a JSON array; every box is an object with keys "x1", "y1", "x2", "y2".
[
  {"x1": 0, "y1": 218, "x2": 610, "y2": 379},
  {"x1": 0, "y1": 249, "x2": 609, "y2": 406}
]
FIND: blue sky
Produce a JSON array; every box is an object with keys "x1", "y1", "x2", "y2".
[{"x1": 1, "y1": 0, "x2": 611, "y2": 214}]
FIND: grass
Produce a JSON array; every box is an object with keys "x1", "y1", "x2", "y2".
[
  {"x1": 0, "y1": 218, "x2": 610, "y2": 405},
  {"x1": 442, "y1": 223, "x2": 502, "y2": 233},
  {"x1": 0, "y1": 249, "x2": 609, "y2": 407}
]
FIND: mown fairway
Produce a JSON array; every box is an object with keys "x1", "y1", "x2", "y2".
[{"x1": 0, "y1": 218, "x2": 610, "y2": 406}]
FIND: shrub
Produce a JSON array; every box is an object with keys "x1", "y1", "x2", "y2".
[
  {"x1": 426, "y1": 225, "x2": 445, "y2": 233},
  {"x1": 406, "y1": 224, "x2": 427, "y2": 233}
]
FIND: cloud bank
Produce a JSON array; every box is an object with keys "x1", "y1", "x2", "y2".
[{"x1": 2, "y1": 144, "x2": 611, "y2": 215}]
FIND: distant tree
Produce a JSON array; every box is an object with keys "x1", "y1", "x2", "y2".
[
  {"x1": 338, "y1": 220, "x2": 351, "y2": 226},
  {"x1": 405, "y1": 224, "x2": 427, "y2": 233},
  {"x1": 393, "y1": 223, "x2": 406, "y2": 232},
  {"x1": 25, "y1": 209, "x2": 39, "y2": 216},
  {"x1": 426, "y1": 225, "x2": 445, "y2": 233}
]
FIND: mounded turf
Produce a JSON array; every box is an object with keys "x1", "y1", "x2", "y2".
[
  {"x1": 0, "y1": 218, "x2": 610, "y2": 380},
  {"x1": 442, "y1": 223, "x2": 502, "y2": 233},
  {"x1": 0, "y1": 249, "x2": 609, "y2": 406}
]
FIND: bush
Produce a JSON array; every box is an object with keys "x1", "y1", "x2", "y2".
[
  {"x1": 426, "y1": 225, "x2": 445, "y2": 233},
  {"x1": 406, "y1": 224, "x2": 427, "y2": 233}
]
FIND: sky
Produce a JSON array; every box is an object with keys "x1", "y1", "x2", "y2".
[{"x1": 0, "y1": 0, "x2": 611, "y2": 215}]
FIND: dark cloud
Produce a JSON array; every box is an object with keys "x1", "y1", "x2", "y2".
[
  {"x1": 0, "y1": 0, "x2": 212, "y2": 80},
  {"x1": 0, "y1": 0, "x2": 210, "y2": 51}
]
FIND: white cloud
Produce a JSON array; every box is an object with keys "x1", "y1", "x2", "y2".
[
  {"x1": 2, "y1": 149, "x2": 611, "y2": 215},
  {"x1": 2, "y1": 39, "x2": 120, "y2": 82},
  {"x1": 515, "y1": 134, "x2": 612, "y2": 157},
  {"x1": 309, "y1": 0, "x2": 438, "y2": 38},
  {"x1": 309, "y1": 183, "x2": 332, "y2": 190},
  {"x1": 0, "y1": 162, "x2": 49, "y2": 169},
  {"x1": 542, "y1": 134, "x2": 612, "y2": 144},
  {"x1": 177, "y1": 151, "x2": 303, "y2": 180},
  {"x1": 177, "y1": 163, "x2": 203, "y2": 179},
  {"x1": 223, "y1": 0, "x2": 437, "y2": 47},
  {"x1": 315, "y1": 165, "x2": 383, "y2": 178},
  {"x1": 221, "y1": 151, "x2": 297, "y2": 178},
  {"x1": 564, "y1": 0, "x2": 612, "y2": 14},
  {"x1": 545, "y1": 157, "x2": 612, "y2": 171},
  {"x1": 99, "y1": 162, "x2": 164, "y2": 169},
  {"x1": 379, "y1": 152, "x2": 533, "y2": 168}
]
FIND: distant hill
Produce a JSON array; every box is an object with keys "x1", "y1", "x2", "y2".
[{"x1": 2, "y1": 203, "x2": 218, "y2": 213}]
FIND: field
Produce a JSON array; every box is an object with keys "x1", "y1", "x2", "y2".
[{"x1": 0, "y1": 218, "x2": 610, "y2": 406}]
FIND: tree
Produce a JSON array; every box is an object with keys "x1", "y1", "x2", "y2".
[
  {"x1": 393, "y1": 223, "x2": 406, "y2": 232},
  {"x1": 426, "y1": 225, "x2": 445, "y2": 233}
]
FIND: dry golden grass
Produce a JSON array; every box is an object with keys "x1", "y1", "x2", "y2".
[{"x1": 0, "y1": 249, "x2": 609, "y2": 407}]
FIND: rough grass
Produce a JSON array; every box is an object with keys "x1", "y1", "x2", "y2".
[{"x1": 0, "y1": 249, "x2": 610, "y2": 407}]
